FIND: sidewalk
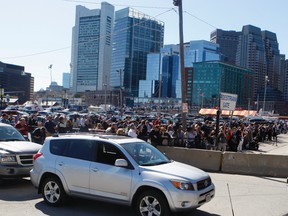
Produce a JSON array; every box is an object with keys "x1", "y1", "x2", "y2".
[{"x1": 246, "y1": 133, "x2": 288, "y2": 155}]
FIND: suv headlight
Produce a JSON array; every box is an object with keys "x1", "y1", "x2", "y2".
[
  {"x1": 0, "y1": 155, "x2": 17, "y2": 163},
  {"x1": 170, "y1": 180, "x2": 194, "y2": 190}
]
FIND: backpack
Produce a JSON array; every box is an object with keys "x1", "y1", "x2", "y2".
[
  {"x1": 227, "y1": 130, "x2": 233, "y2": 141},
  {"x1": 218, "y1": 132, "x2": 226, "y2": 143}
]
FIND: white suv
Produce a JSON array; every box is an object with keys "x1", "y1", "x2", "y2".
[{"x1": 30, "y1": 134, "x2": 215, "y2": 215}]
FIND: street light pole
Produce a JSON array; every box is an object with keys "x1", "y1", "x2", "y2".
[{"x1": 263, "y1": 75, "x2": 269, "y2": 113}]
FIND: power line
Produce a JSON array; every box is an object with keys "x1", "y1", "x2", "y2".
[
  {"x1": 1, "y1": 46, "x2": 71, "y2": 60},
  {"x1": 0, "y1": 2, "x2": 218, "y2": 60},
  {"x1": 1, "y1": 8, "x2": 173, "y2": 60},
  {"x1": 184, "y1": 10, "x2": 217, "y2": 29},
  {"x1": 63, "y1": 0, "x2": 173, "y2": 10}
]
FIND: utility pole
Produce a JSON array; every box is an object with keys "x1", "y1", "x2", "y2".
[
  {"x1": 173, "y1": 0, "x2": 187, "y2": 131},
  {"x1": 158, "y1": 53, "x2": 162, "y2": 117}
]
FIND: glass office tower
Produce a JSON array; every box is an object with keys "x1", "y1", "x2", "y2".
[
  {"x1": 139, "y1": 52, "x2": 180, "y2": 101},
  {"x1": 192, "y1": 61, "x2": 253, "y2": 108},
  {"x1": 184, "y1": 40, "x2": 220, "y2": 67},
  {"x1": 110, "y1": 7, "x2": 164, "y2": 99}
]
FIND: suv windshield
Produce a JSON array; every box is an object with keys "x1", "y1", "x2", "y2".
[
  {"x1": 0, "y1": 125, "x2": 26, "y2": 141},
  {"x1": 122, "y1": 142, "x2": 170, "y2": 166}
]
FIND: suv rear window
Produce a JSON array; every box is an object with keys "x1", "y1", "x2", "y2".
[{"x1": 50, "y1": 139, "x2": 96, "y2": 161}]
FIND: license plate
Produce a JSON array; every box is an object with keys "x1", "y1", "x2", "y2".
[{"x1": 205, "y1": 193, "x2": 211, "y2": 202}]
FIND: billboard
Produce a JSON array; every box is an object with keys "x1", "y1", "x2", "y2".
[{"x1": 220, "y1": 92, "x2": 238, "y2": 111}]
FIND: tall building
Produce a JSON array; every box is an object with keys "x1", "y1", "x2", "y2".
[
  {"x1": 62, "y1": 72, "x2": 70, "y2": 89},
  {"x1": 184, "y1": 40, "x2": 220, "y2": 67},
  {"x1": 236, "y1": 25, "x2": 267, "y2": 95},
  {"x1": 110, "y1": 7, "x2": 164, "y2": 99},
  {"x1": 210, "y1": 29, "x2": 241, "y2": 64},
  {"x1": 213, "y1": 25, "x2": 284, "y2": 103},
  {"x1": 139, "y1": 50, "x2": 180, "y2": 101},
  {"x1": 70, "y1": 3, "x2": 114, "y2": 93},
  {"x1": 262, "y1": 30, "x2": 281, "y2": 90},
  {"x1": 138, "y1": 41, "x2": 221, "y2": 105},
  {"x1": 283, "y1": 59, "x2": 288, "y2": 101},
  {"x1": 192, "y1": 61, "x2": 254, "y2": 108},
  {"x1": 0, "y1": 62, "x2": 34, "y2": 104}
]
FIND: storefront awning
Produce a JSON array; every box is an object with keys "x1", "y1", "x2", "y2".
[{"x1": 199, "y1": 108, "x2": 257, "y2": 117}]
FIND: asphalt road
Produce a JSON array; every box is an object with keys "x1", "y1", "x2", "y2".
[
  {"x1": 0, "y1": 173, "x2": 287, "y2": 216},
  {"x1": 1, "y1": 133, "x2": 288, "y2": 216}
]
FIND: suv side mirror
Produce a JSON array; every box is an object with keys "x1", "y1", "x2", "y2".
[{"x1": 115, "y1": 159, "x2": 128, "y2": 167}]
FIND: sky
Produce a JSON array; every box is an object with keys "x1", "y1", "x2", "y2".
[{"x1": 1, "y1": 0, "x2": 287, "y2": 91}]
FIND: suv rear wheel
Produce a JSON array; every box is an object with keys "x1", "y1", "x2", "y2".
[
  {"x1": 135, "y1": 190, "x2": 171, "y2": 216},
  {"x1": 42, "y1": 177, "x2": 67, "y2": 206}
]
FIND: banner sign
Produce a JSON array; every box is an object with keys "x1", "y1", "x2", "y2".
[
  {"x1": 220, "y1": 92, "x2": 238, "y2": 111},
  {"x1": 182, "y1": 103, "x2": 188, "y2": 113}
]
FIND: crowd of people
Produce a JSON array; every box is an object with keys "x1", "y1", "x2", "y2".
[{"x1": 0, "y1": 111, "x2": 287, "y2": 151}]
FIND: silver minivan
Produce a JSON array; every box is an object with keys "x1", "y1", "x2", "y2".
[{"x1": 30, "y1": 134, "x2": 215, "y2": 215}]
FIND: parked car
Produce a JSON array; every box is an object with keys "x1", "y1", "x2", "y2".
[
  {"x1": 0, "y1": 123, "x2": 42, "y2": 179},
  {"x1": 30, "y1": 134, "x2": 215, "y2": 215}
]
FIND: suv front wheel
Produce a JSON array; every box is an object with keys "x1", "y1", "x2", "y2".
[
  {"x1": 42, "y1": 177, "x2": 67, "y2": 207},
  {"x1": 135, "y1": 190, "x2": 171, "y2": 216}
]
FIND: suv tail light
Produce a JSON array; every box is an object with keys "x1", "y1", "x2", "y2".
[{"x1": 33, "y1": 152, "x2": 43, "y2": 161}]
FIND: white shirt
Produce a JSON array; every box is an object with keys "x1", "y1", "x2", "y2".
[{"x1": 128, "y1": 128, "x2": 137, "y2": 138}]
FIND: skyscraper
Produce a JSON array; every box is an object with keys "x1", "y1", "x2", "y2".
[
  {"x1": 110, "y1": 7, "x2": 164, "y2": 98},
  {"x1": 139, "y1": 49, "x2": 180, "y2": 100},
  {"x1": 70, "y1": 3, "x2": 114, "y2": 93},
  {"x1": 184, "y1": 40, "x2": 220, "y2": 67},
  {"x1": 236, "y1": 25, "x2": 267, "y2": 95},
  {"x1": 139, "y1": 41, "x2": 220, "y2": 104},
  {"x1": 210, "y1": 29, "x2": 241, "y2": 64},
  {"x1": 262, "y1": 30, "x2": 281, "y2": 90},
  {"x1": 283, "y1": 59, "x2": 288, "y2": 101},
  {"x1": 211, "y1": 25, "x2": 287, "y2": 112}
]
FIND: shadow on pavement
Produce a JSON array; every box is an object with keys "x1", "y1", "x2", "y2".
[
  {"x1": 35, "y1": 196, "x2": 221, "y2": 216},
  {"x1": 0, "y1": 178, "x2": 41, "y2": 201},
  {"x1": 35, "y1": 197, "x2": 134, "y2": 216}
]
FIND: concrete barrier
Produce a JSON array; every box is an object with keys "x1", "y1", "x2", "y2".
[
  {"x1": 221, "y1": 152, "x2": 288, "y2": 178},
  {"x1": 158, "y1": 146, "x2": 288, "y2": 178},
  {"x1": 158, "y1": 146, "x2": 222, "y2": 172}
]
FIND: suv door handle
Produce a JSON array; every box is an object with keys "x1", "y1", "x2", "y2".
[
  {"x1": 91, "y1": 168, "x2": 99, "y2": 172},
  {"x1": 58, "y1": 162, "x2": 65, "y2": 166}
]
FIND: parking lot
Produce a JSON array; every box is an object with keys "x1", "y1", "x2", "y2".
[{"x1": 1, "y1": 172, "x2": 287, "y2": 216}]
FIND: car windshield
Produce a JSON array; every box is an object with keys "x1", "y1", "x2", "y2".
[
  {"x1": 0, "y1": 125, "x2": 26, "y2": 141},
  {"x1": 122, "y1": 142, "x2": 171, "y2": 166}
]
